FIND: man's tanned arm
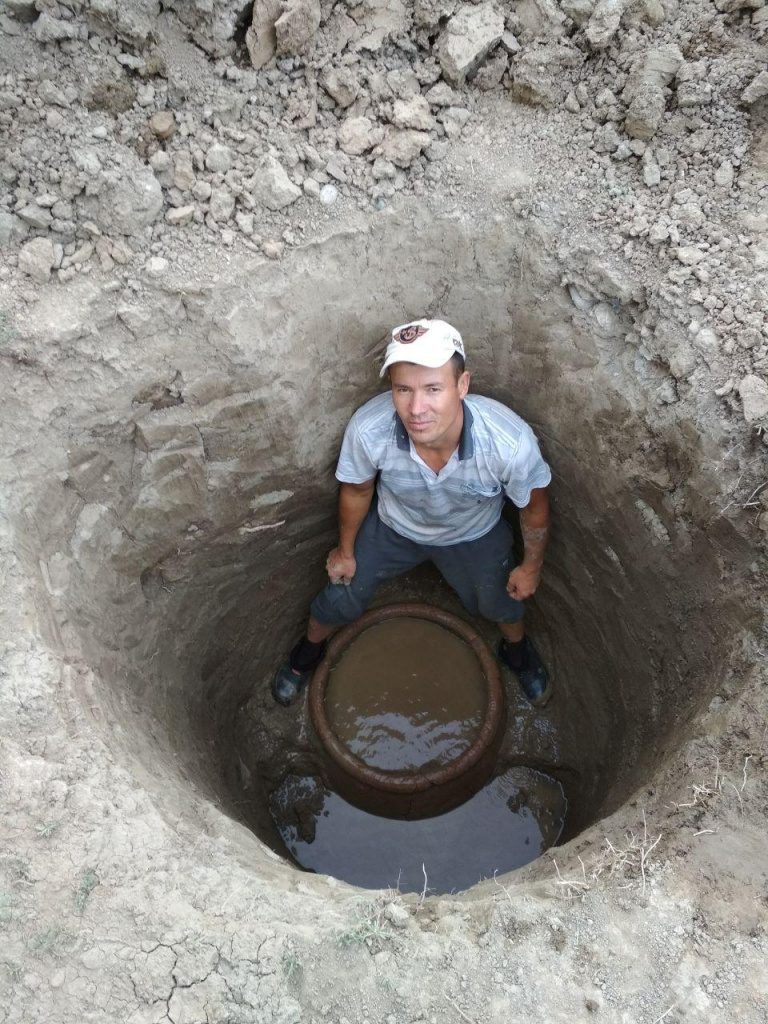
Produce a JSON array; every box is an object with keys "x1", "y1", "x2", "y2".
[
  {"x1": 327, "y1": 479, "x2": 376, "y2": 584},
  {"x1": 506, "y1": 487, "x2": 550, "y2": 601}
]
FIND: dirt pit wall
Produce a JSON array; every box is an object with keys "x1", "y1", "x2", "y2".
[{"x1": 6, "y1": 205, "x2": 760, "y2": 887}]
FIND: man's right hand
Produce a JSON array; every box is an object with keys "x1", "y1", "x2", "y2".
[{"x1": 326, "y1": 547, "x2": 356, "y2": 585}]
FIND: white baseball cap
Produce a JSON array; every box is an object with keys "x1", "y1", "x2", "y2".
[{"x1": 379, "y1": 319, "x2": 466, "y2": 378}]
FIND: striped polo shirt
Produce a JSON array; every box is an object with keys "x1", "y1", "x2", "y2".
[{"x1": 335, "y1": 392, "x2": 552, "y2": 546}]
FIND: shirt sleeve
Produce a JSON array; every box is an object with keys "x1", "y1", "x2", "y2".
[
  {"x1": 501, "y1": 424, "x2": 552, "y2": 508},
  {"x1": 335, "y1": 414, "x2": 378, "y2": 484}
]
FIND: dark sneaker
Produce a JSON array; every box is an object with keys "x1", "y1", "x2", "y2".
[
  {"x1": 272, "y1": 663, "x2": 312, "y2": 706},
  {"x1": 271, "y1": 639, "x2": 327, "y2": 706},
  {"x1": 498, "y1": 636, "x2": 553, "y2": 707}
]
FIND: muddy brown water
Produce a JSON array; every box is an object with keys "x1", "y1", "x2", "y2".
[
  {"x1": 325, "y1": 618, "x2": 488, "y2": 772},
  {"x1": 270, "y1": 769, "x2": 566, "y2": 893},
  {"x1": 274, "y1": 616, "x2": 566, "y2": 889}
]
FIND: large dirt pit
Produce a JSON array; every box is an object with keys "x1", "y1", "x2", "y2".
[
  {"x1": 15, "y1": 210, "x2": 760, "y2": 854},
  {"x1": 3, "y1": 205, "x2": 768, "y2": 1022}
]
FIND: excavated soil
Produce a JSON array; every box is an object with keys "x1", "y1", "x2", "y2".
[{"x1": 1, "y1": 3, "x2": 767, "y2": 1023}]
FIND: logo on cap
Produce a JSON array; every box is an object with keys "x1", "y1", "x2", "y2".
[{"x1": 394, "y1": 324, "x2": 428, "y2": 345}]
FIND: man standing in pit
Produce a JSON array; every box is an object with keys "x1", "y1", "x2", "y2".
[{"x1": 273, "y1": 319, "x2": 553, "y2": 708}]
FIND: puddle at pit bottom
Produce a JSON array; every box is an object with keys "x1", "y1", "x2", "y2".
[{"x1": 270, "y1": 768, "x2": 566, "y2": 894}]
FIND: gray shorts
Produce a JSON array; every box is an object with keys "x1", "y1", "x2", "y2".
[{"x1": 310, "y1": 502, "x2": 525, "y2": 626}]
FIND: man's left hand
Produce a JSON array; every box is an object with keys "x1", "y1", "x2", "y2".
[{"x1": 506, "y1": 565, "x2": 541, "y2": 601}]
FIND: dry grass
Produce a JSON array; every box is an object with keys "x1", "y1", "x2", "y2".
[
  {"x1": 650, "y1": 1007, "x2": 675, "y2": 1023},
  {"x1": 552, "y1": 855, "x2": 592, "y2": 900},
  {"x1": 552, "y1": 754, "x2": 757, "y2": 901},
  {"x1": 444, "y1": 988, "x2": 478, "y2": 1023},
  {"x1": 551, "y1": 811, "x2": 662, "y2": 900},
  {"x1": 669, "y1": 755, "x2": 753, "y2": 825},
  {"x1": 336, "y1": 895, "x2": 397, "y2": 949}
]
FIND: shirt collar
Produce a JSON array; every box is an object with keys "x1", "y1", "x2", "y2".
[{"x1": 394, "y1": 401, "x2": 474, "y2": 460}]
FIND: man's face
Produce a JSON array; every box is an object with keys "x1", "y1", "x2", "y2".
[{"x1": 389, "y1": 361, "x2": 470, "y2": 448}]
